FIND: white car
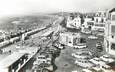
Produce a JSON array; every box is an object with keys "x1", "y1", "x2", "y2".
[
  {"x1": 82, "y1": 30, "x2": 91, "y2": 34},
  {"x1": 82, "y1": 69, "x2": 92, "y2": 72},
  {"x1": 72, "y1": 70, "x2": 78, "y2": 72},
  {"x1": 85, "y1": 31, "x2": 91, "y2": 34},
  {"x1": 89, "y1": 57, "x2": 106, "y2": 65},
  {"x1": 101, "y1": 64, "x2": 112, "y2": 72},
  {"x1": 97, "y1": 33, "x2": 105, "y2": 36},
  {"x1": 100, "y1": 55, "x2": 115, "y2": 63},
  {"x1": 53, "y1": 42, "x2": 65, "y2": 49},
  {"x1": 92, "y1": 67, "x2": 102, "y2": 72},
  {"x1": 88, "y1": 35, "x2": 98, "y2": 39},
  {"x1": 75, "y1": 59, "x2": 95, "y2": 68},
  {"x1": 71, "y1": 52, "x2": 92, "y2": 59},
  {"x1": 74, "y1": 43, "x2": 87, "y2": 49}
]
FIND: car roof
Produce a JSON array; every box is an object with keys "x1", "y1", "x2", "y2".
[{"x1": 82, "y1": 69, "x2": 92, "y2": 72}]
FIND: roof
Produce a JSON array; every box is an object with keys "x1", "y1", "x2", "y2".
[
  {"x1": 109, "y1": 8, "x2": 115, "y2": 13},
  {"x1": 60, "y1": 32, "x2": 81, "y2": 38},
  {"x1": 0, "y1": 52, "x2": 26, "y2": 68},
  {"x1": 41, "y1": 30, "x2": 54, "y2": 37}
]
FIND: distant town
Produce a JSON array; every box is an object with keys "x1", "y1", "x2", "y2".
[{"x1": 0, "y1": 8, "x2": 115, "y2": 72}]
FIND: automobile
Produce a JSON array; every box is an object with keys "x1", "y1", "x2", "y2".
[
  {"x1": 32, "y1": 64, "x2": 41, "y2": 72},
  {"x1": 72, "y1": 70, "x2": 78, "y2": 72},
  {"x1": 82, "y1": 30, "x2": 91, "y2": 34},
  {"x1": 89, "y1": 57, "x2": 106, "y2": 65},
  {"x1": 33, "y1": 55, "x2": 47, "y2": 65},
  {"x1": 92, "y1": 67, "x2": 103, "y2": 72},
  {"x1": 100, "y1": 55, "x2": 115, "y2": 63},
  {"x1": 82, "y1": 69, "x2": 92, "y2": 72},
  {"x1": 75, "y1": 59, "x2": 95, "y2": 68},
  {"x1": 97, "y1": 33, "x2": 105, "y2": 36},
  {"x1": 71, "y1": 51, "x2": 92, "y2": 59},
  {"x1": 58, "y1": 43, "x2": 65, "y2": 49},
  {"x1": 85, "y1": 31, "x2": 92, "y2": 34},
  {"x1": 74, "y1": 43, "x2": 87, "y2": 49},
  {"x1": 100, "y1": 64, "x2": 112, "y2": 72},
  {"x1": 88, "y1": 35, "x2": 98, "y2": 39},
  {"x1": 52, "y1": 42, "x2": 65, "y2": 49}
]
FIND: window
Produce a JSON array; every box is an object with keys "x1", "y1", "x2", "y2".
[
  {"x1": 111, "y1": 26, "x2": 115, "y2": 33},
  {"x1": 69, "y1": 41, "x2": 72, "y2": 43},
  {"x1": 112, "y1": 35, "x2": 114, "y2": 38},
  {"x1": 112, "y1": 15, "x2": 115, "y2": 20},
  {"x1": 111, "y1": 43, "x2": 115, "y2": 50},
  {"x1": 75, "y1": 23, "x2": 76, "y2": 25},
  {"x1": 80, "y1": 38, "x2": 86, "y2": 43},
  {"x1": 95, "y1": 24, "x2": 105, "y2": 27},
  {"x1": 96, "y1": 19, "x2": 98, "y2": 22},
  {"x1": 87, "y1": 22, "x2": 94, "y2": 26},
  {"x1": 101, "y1": 19, "x2": 104, "y2": 23}
]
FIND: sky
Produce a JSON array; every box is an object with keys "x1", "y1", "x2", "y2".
[{"x1": 0, "y1": 0, "x2": 114, "y2": 16}]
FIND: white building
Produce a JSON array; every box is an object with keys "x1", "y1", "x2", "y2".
[
  {"x1": 104, "y1": 10, "x2": 115, "y2": 55},
  {"x1": 59, "y1": 32, "x2": 86, "y2": 47},
  {"x1": 92, "y1": 11, "x2": 107, "y2": 31},
  {"x1": 66, "y1": 16, "x2": 81, "y2": 29},
  {"x1": 82, "y1": 17, "x2": 92, "y2": 28}
]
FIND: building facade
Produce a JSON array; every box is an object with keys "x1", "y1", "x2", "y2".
[
  {"x1": 59, "y1": 32, "x2": 86, "y2": 47},
  {"x1": 66, "y1": 16, "x2": 81, "y2": 29},
  {"x1": 104, "y1": 10, "x2": 115, "y2": 55},
  {"x1": 92, "y1": 11, "x2": 107, "y2": 31}
]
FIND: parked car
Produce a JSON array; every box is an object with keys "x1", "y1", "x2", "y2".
[
  {"x1": 74, "y1": 43, "x2": 87, "y2": 49},
  {"x1": 97, "y1": 33, "x2": 105, "y2": 36},
  {"x1": 100, "y1": 55, "x2": 115, "y2": 63},
  {"x1": 33, "y1": 55, "x2": 47, "y2": 65},
  {"x1": 75, "y1": 59, "x2": 95, "y2": 68},
  {"x1": 100, "y1": 64, "x2": 112, "y2": 72},
  {"x1": 92, "y1": 67, "x2": 103, "y2": 72},
  {"x1": 71, "y1": 51, "x2": 92, "y2": 59},
  {"x1": 85, "y1": 31, "x2": 92, "y2": 34},
  {"x1": 82, "y1": 69, "x2": 92, "y2": 72},
  {"x1": 82, "y1": 29, "x2": 91, "y2": 34},
  {"x1": 33, "y1": 54, "x2": 52, "y2": 66},
  {"x1": 88, "y1": 35, "x2": 98, "y2": 39},
  {"x1": 72, "y1": 70, "x2": 78, "y2": 72},
  {"x1": 89, "y1": 57, "x2": 106, "y2": 65},
  {"x1": 58, "y1": 43, "x2": 65, "y2": 49},
  {"x1": 52, "y1": 42, "x2": 65, "y2": 49},
  {"x1": 32, "y1": 64, "x2": 41, "y2": 72}
]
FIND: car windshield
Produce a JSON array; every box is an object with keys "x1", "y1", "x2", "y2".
[{"x1": 94, "y1": 59, "x2": 99, "y2": 61}]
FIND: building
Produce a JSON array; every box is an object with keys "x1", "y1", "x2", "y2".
[
  {"x1": 104, "y1": 9, "x2": 115, "y2": 55},
  {"x1": 59, "y1": 32, "x2": 86, "y2": 47},
  {"x1": 92, "y1": 11, "x2": 107, "y2": 31},
  {"x1": 82, "y1": 17, "x2": 94, "y2": 31},
  {"x1": 66, "y1": 16, "x2": 81, "y2": 29},
  {"x1": 0, "y1": 46, "x2": 40, "y2": 72}
]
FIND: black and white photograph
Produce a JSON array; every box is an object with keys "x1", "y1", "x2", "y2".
[{"x1": 0, "y1": 0, "x2": 115, "y2": 72}]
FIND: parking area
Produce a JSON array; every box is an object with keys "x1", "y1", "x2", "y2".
[{"x1": 55, "y1": 33, "x2": 105, "y2": 72}]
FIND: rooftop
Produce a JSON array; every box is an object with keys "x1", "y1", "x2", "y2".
[
  {"x1": 0, "y1": 52, "x2": 25, "y2": 68},
  {"x1": 60, "y1": 32, "x2": 81, "y2": 38}
]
